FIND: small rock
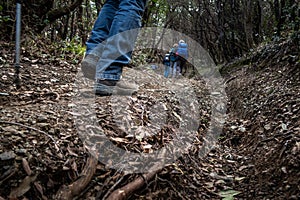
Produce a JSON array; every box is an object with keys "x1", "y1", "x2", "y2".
[
  {"x1": 37, "y1": 115, "x2": 48, "y2": 123},
  {"x1": 0, "y1": 151, "x2": 16, "y2": 161},
  {"x1": 16, "y1": 149, "x2": 27, "y2": 154}
]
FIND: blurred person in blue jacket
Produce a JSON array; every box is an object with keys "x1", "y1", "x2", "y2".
[{"x1": 176, "y1": 40, "x2": 188, "y2": 76}]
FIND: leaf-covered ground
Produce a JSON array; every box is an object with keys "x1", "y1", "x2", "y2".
[{"x1": 0, "y1": 36, "x2": 299, "y2": 200}]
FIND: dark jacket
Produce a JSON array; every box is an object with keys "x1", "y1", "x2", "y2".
[
  {"x1": 163, "y1": 53, "x2": 170, "y2": 66},
  {"x1": 169, "y1": 47, "x2": 178, "y2": 62}
]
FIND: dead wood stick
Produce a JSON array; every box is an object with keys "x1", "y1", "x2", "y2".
[
  {"x1": 55, "y1": 153, "x2": 98, "y2": 200},
  {"x1": 102, "y1": 175, "x2": 125, "y2": 200},
  {"x1": 22, "y1": 158, "x2": 32, "y2": 176},
  {"x1": 106, "y1": 165, "x2": 162, "y2": 200}
]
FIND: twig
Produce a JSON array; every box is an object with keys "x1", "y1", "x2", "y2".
[
  {"x1": 0, "y1": 167, "x2": 17, "y2": 186},
  {"x1": 96, "y1": 169, "x2": 125, "y2": 199},
  {"x1": 102, "y1": 175, "x2": 125, "y2": 200},
  {"x1": 254, "y1": 132, "x2": 293, "y2": 151},
  {"x1": 106, "y1": 164, "x2": 162, "y2": 200},
  {"x1": 224, "y1": 76, "x2": 237, "y2": 85},
  {"x1": 0, "y1": 120, "x2": 59, "y2": 151},
  {"x1": 47, "y1": 91, "x2": 60, "y2": 101}
]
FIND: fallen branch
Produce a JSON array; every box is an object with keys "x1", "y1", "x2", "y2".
[
  {"x1": 106, "y1": 164, "x2": 162, "y2": 200},
  {"x1": 55, "y1": 153, "x2": 98, "y2": 200}
]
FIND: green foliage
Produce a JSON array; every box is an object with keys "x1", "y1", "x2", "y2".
[
  {"x1": 59, "y1": 38, "x2": 85, "y2": 63},
  {"x1": 0, "y1": 5, "x2": 12, "y2": 23},
  {"x1": 0, "y1": 15, "x2": 13, "y2": 23},
  {"x1": 145, "y1": 0, "x2": 169, "y2": 26},
  {"x1": 131, "y1": 50, "x2": 149, "y2": 67},
  {"x1": 64, "y1": 43, "x2": 85, "y2": 56}
]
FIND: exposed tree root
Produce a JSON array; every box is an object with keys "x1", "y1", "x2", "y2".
[
  {"x1": 106, "y1": 165, "x2": 162, "y2": 200},
  {"x1": 55, "y1": 153, "x2": 98, "y2": 200}
]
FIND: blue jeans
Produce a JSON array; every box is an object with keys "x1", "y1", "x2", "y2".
[
  {"x1": 164, "y1": 63, "x2": 170, "y2": 78},
  {"x1": 170, "y1": 61, "x2": 177, "y2": 78},
  {"x1": 86, "y1": 0, "x2": 147, "y2": 80}
]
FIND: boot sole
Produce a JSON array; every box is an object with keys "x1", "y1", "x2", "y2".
[
  {"x1": 81, "y1": 56, "x2": 97, "y2": 80},
  {"x1": 95, "y1": 86, "x2": 137, "y2": 96}
]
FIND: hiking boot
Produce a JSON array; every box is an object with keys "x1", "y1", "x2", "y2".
[
  {"x1": 94, "y1": 79, "x2": 138, "y2": 96},
  {"x1": 81, "y1": 54, "x2": 98, "y2": 80}
]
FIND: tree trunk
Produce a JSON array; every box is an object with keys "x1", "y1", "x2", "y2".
[
  {"x1": 243, "y1": 1, "x2": 254, "y2": 48},
  {"x1": 253, "y1": 0, "x2": 262, "y2": 44},
  {"x1": 37, "y1": 0, "x2": 84, "y2": 32},
  {"x1": 274, "y1": 0, "x2": 282, "y2": 36}
]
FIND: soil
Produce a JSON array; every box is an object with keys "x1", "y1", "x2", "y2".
[{"x1": 0, "y1": 36, "x2": 299, "y2": 200}]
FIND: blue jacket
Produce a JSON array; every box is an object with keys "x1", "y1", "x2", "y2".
[
  {"x1": 176, "y1": 42, "x2": 188, "y2": 59},
  {"x1": 169, "y1": 47, "x2": 178, "y2": 62}
]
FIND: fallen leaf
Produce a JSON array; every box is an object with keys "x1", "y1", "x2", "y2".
[{"x1": 218, "y1": 189, "x2": 241, "y2": 200}]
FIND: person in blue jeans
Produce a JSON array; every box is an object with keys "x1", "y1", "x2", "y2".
[
  {"x1": 81, "y1": 0, "x2": 148, "y2": 96},
  {"x1": 169, "y1": 43, "x2": 178, "y2": 78},
  {"x1": 163, "y1": 53, "x2": 171, "y2": 78}
]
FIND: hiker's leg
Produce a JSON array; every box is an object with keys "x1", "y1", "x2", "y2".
[
  {"x1": 169, "y1": 61, "x2": 174, "y2": 78},
  {"x1": 96, "y1": 0, "x2": 147, "y2": 80},
  {"x1": 164, "y1": 64, "x2": 169, "y2": 78},
  {"x1": 85, "y1": 0, "x2": 119, "y2": 55},
  {"x1": 181, "y1": 59, "x2": 187, "y2": 75},
  {"x1": 179, "y1": 57, "x2": 184, "y2": 74},
  {"x1": 176, "y1": 60, "x2": 181, "y2": 77},
  {"x1": 81, "y1": 0, "x2": 120, "y2": 80},
  {"x1": 173, "y1": 62, "x2": 177, "y2": 78}
]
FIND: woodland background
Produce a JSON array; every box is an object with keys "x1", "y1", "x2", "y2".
[{"x1": 1, "y1": 0, "x2": 299, "y2": 63}]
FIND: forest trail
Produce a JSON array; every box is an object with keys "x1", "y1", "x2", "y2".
[{"x1": 0, "y1": 36, "x2": 299, "y2": 199}]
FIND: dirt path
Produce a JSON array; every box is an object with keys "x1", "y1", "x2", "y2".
[{"x1": 0, "y1": 37, "x2": 299, "y2": 199}]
